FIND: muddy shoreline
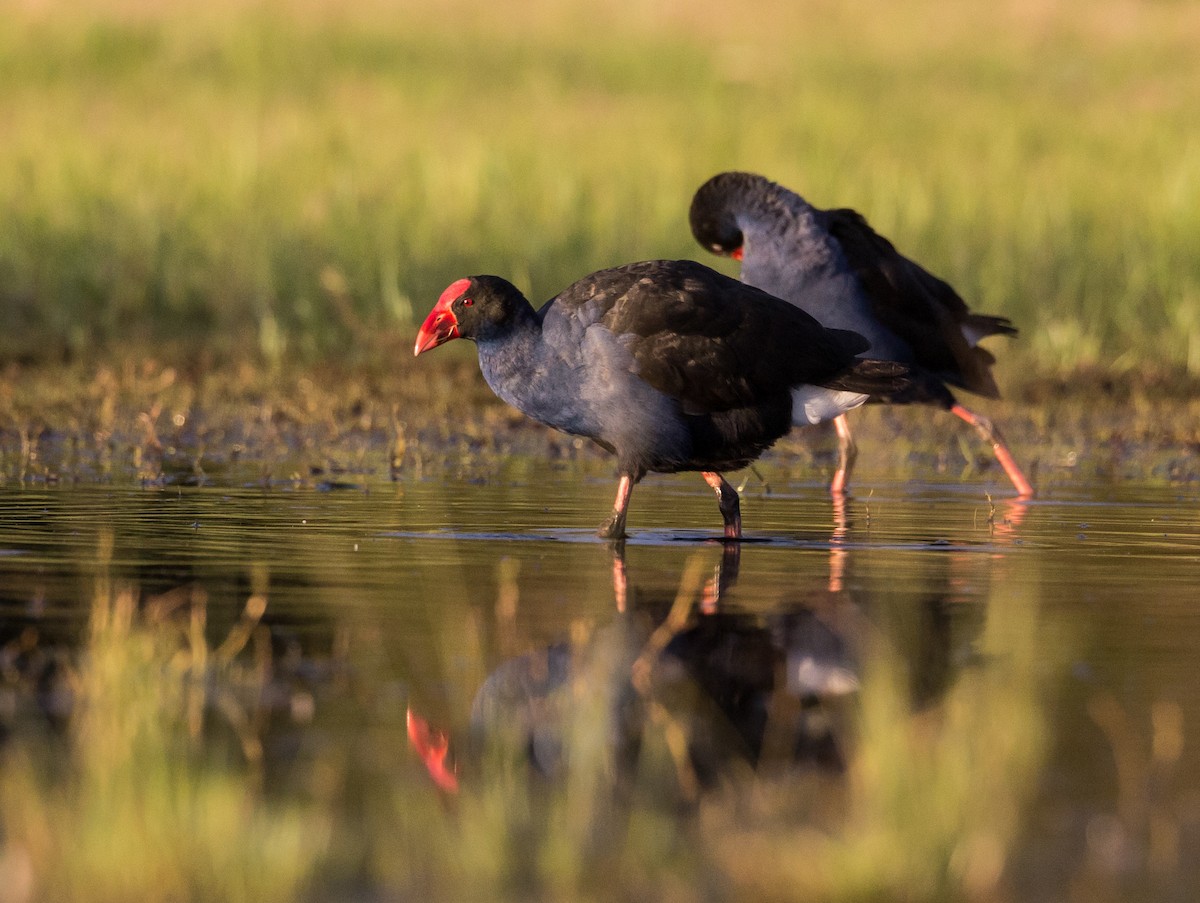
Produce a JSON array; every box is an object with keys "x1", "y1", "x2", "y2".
[{"x1": 2, "y1": 357, "x2": 1198, "y2": 489}]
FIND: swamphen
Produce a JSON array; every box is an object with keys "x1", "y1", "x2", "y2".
[
  {"x1": 415, "y1": 259, "x2": 910, "y2": 538},
  {"x1": 689, "y1": 171, "x2": 1033, "y2": 497}
]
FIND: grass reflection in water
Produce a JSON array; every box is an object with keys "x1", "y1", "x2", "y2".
[{"x1": 0, "y1": 528, "x2": 1053, "y2": 903}]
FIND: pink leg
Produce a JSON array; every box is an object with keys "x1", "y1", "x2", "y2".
[
  {"x1": 829, "y1": 491, "x2": 848, "y2": 593},
  {"x1": 598, "y1": 473, "x2": 635, "y2": 539},
  {"x1": 950, "y1": 404, "x2": 1035, "y2": 498},
  {"x1": 611, "y1": 545, "x2": 628, "y2": 612},
  {"x1": 991, "y1": 496, "x2": 1029, "y2": 540},
  {"x1": 701, "y1": 471, "x2": 742, "y2": 539},
  {"x1": 830, "y1": 414, "x2": 858, "y2": 496},
  {"x1": 700, "y1": 541, "x2": 741, "y2": 613}
]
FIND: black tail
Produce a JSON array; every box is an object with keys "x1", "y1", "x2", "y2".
[{"x1": 822, "y1": 359, "x2": 915, "y2": 398}]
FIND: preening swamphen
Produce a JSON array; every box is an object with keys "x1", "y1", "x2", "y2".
[
  {"x1": 414, "y1": 259, "x2": 911, "y2": 538},
  {"x1": 689, "y1": 171, "x2": 1033, "y2": 497}
]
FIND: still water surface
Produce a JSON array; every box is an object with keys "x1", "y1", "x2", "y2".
[{"x1": 1, "y1": 468, "x2": 1198, "y2": 898}]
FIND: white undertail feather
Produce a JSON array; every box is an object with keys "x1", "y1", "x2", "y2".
[{"x1": 791, "y1": 386, "x2": 869, "y2": 426}]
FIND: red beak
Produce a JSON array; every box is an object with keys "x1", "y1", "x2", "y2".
[
  {"x1": 414, "y1": 278, "x2": 471, "y2": 356},
  {"x1": 731, "y1": 247, "x2": 744, "y2": 262},
  {"x1": 414, "y1": 306, "x2": 459, "y2": 356},
  {"x1": 407, "y1": 708, "x2": 459, "y2": 793}
]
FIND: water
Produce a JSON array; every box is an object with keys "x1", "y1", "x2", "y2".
[{"x1": 1, "y1": 469, "x2": 1198, "y2": 900}]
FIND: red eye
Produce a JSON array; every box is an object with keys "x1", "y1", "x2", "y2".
[{"x1": 462, "y1": 297, "x2": 474, "y2": 307}]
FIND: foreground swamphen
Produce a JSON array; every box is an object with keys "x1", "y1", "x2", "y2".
[
  {"x1": 414, "y1": 259, "x2": 910, "y2": 538},
  {"x1": 689, "y1": 171, "x2": 1034, "y2": 497}
]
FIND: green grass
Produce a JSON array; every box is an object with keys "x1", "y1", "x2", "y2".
[
  {"x1": 0, "y1": 541, "x2": 329, "y2": 903},
  {"x1": 1, "y1": 0, "x2": 1198, "y2": 376}
]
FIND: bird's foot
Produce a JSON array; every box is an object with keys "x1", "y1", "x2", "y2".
[
  {"x1": 703, "y1": 472, "x2": 743, "y2": 540},
  {"x1": 597, "y1": 512, "x2": 628, "y2": 540}
]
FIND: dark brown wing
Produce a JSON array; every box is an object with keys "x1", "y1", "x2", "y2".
[
  {"x1": 825, "y1": 208, "x2": 1014, "y2": 398},
  {"x1": 595, "y1": 260, "x2": 865, "y2": 413}
]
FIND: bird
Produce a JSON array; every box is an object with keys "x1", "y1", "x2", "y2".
[
  {"x1": 414, "y1": 259, "x2": 911, "y2": 539},
  {"x1": 689, "y1": 171, "x2": 1033, "y2": 498}
]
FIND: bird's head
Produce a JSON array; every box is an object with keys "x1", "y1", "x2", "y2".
[
  {"x1": 689, "y1": 172, "x2": 757, "y2": 262},
  {"x1": 414, "y1": 275, "x2": 528, "y2": 356}
]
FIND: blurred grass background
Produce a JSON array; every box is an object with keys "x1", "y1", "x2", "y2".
[{"x1": 2, "y1": 0, "x2": 1198, "y2": 379}]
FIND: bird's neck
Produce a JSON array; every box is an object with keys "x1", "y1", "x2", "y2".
[
  {"x1": 474, "y1": 310, "x2": 598, "y2": 438},
  {"x1": 476, "y1": 313, "x2": 550, "y2": 411},
  {"x1": 742, "y1": 201, "x2": 838, "y2": 287}
]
